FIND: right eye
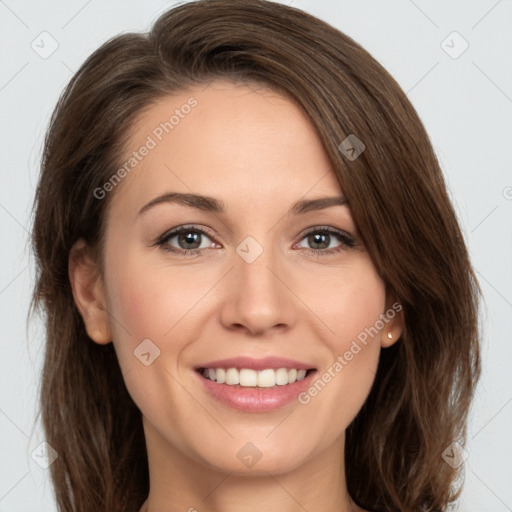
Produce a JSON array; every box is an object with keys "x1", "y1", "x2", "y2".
[{"x1": 157, "y1": 225, "x2": 220, "y2": 255}]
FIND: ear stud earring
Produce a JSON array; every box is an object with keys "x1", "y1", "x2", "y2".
[{"x1": 387, "y1": 332, "x2": 393, "y2": 340}]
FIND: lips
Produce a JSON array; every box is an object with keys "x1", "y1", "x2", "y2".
[
  {"x1": 194, "y1": 356, "x2": 317, "y2": 412},
  {"x1": 196, "y1": 356, "x2": 314, "y2": 371}
]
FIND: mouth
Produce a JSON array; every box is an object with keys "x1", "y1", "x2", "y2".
[
  {"x1": 197, "y1": 367, "x2": 316, "y2": 388},
  {"x1": 194, "y1": 359, "x2": 318, "y2": 412}
]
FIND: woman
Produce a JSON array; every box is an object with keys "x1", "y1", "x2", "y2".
[{"x1": 31, "y1": 1, "x2": 480, "y2": 510}]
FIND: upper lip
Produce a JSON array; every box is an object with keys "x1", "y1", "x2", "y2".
[{"x1": 196, "y1": 356, "x2": 315, "y2": 371}]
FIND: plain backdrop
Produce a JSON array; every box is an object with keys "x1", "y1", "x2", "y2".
[{"x1": 0, "y1": 0, "x2": 511, "y2": 510}]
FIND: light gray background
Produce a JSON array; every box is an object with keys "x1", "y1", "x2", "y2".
[{"x1": 1, "y1": 0, "x2": 511, "y2": 510}]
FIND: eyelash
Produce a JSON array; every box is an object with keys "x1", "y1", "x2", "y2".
[{"x1": 155, "y1": 224, "x2": 356, "y2": 256}]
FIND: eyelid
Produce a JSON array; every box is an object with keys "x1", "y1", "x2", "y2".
[
  {"x1": 157, "y1": 224, "x2": 218, "y2": 243},
  {"x1": 296, "y1": 225, "x2": 355, "y2": 244}
]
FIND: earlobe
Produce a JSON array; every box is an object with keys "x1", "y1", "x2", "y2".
[
  {"x1": 68, "y1": 239, "x2": 112, "y2": 345},
  {"x1": 380, "y1": 327, "x2": 402, "y2": 347},
  {"x1": 380, "y1": 295, "x2": 404, "y2": 348}
]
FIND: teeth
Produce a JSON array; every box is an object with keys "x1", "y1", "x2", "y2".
[
  {"x1": 275, "y1": 368, "x2": 289, "y2": 385},
  {"x1": 202, "y1": 367, "x2": 311, "y2": 387},
  {"x1": 225, "y1": 368, "x2": 239, "y2": 385},
  {"x1": 216, "y1": 368, "x2": 226, "y2": 384},
  {"x1": 240, "y1": 369, "x2": 258, "y2": 387},
  {"x1": 257, "y1": 369, "x2": 275, "y2": 388}
]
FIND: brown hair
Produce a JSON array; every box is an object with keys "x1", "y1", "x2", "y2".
[{"x1": 31, "y1": 1, "x2": 480, "y2": 510}]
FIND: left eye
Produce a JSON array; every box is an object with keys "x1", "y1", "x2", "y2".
[{"x1": 295, "y1": 230, "x2": 352, "y2": 250}]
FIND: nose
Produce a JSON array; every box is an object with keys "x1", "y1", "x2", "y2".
[{"x1": 219, "y1": 245, "x2": 297, "y2": 337}]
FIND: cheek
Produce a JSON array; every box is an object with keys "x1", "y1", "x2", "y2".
[
  {"x1": 103, "y1": 256, "x2": 201, "y2": 432},
  {"x1": 334, "y1": 277, "x2": 386, "y2": 348},
  {"x1": 295, "y1": 257, "x2": 385, "y2": 421},
  {"x1": 331, "y1": 260, "x2": 386, "y2": 379},
  {"x1": 105, "y1": 254, "x2": 207, "y2": 349},
  {"x1": 102, "y1": 250, "x2": 220, "y2": 416},
  {"x1": 300, "y1": 255, "x2": 386, "y2": 350}
]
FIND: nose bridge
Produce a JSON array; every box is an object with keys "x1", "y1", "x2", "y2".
[
  {"x1": 219, "y1": 237, "x2": 296, "y2": 334},
  {"x1": 238, "y1": 245, "x2": 280, "y2": 297}
]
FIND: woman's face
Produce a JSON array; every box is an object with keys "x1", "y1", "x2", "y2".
[{"x1": 78, "y1": 80, "x2": 400, "y2": 475}]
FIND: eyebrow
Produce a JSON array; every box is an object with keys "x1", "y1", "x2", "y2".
[{"x1": 137, "y1": 192, "x2": 348, "y2": 216}]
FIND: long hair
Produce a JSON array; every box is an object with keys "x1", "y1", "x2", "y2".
[{"x1": 30, "y1": 1, "x2": 480, "y2": 510}]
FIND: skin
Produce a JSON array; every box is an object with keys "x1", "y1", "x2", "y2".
[{"x1": 69, "y1": 80, "x2": 402, "y2": 512}]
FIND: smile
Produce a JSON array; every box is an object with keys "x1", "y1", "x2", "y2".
[
  {"x1": 200, "y1": 367, "x2": 310, "y2": 387},
  {"x1": 195, "y1": 358, "x2": 318, "y2": 412}
]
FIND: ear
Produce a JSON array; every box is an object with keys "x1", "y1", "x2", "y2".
[
  {"x1": 380, "y1": 292, "x2": 404, "y2": 348},
  {"x1": 68, "y1": 239, "x2": 112, "y2": 345}
]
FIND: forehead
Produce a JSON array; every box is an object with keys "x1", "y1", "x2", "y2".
[{"x1": 110, "y1": 80, "x2": 342, "y2": 214}]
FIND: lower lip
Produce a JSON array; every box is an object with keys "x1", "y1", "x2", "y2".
[{"x1": 196, "y1": 370, "x2": 317, "y2": 412}]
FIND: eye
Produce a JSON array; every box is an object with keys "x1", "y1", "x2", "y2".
[
  {"x1": 294, "y1": 227, "x2": 355, "y2": 254},
  {"x1": 157, "y1": 225, "x2": 219, "y2": 254}
]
